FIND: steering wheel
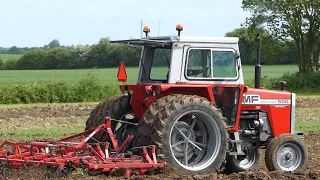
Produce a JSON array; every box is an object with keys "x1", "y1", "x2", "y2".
[{"x1": 195, "y1": 66, "x2": 211, "y2": 77}]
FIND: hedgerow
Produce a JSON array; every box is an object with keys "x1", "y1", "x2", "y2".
[
  {"x1": 0, "y1": 72, "x2": 318, "y2": 104},
  {"x1": 0, "y1": 76, "x2": 120, "y2": 104},
  {"x1": 246, "y1": 72, "x2": 320, "y2": 93}
]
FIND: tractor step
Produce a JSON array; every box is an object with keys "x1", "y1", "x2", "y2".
[
  {"x1": 0, "y1": 117, "x2": 166, "y2": 177},
  {"x1": 229, "y1": 132, "x2": 245, "y2": 155},
  {"x1": 229, "y1": 152, "x2": 245, "y2": 156}
]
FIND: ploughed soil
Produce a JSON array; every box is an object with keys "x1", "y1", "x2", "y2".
[
  {"x1": 0, "y1": 98, "x2": 319, "y2": 180},
  {"x1": 0, "y1": 104, "x2": 96, "y2": 120},
  {"x1": 0, "y1": 97, "x2": 318, "y2": 120}
]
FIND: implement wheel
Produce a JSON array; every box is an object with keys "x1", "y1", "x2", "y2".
[
  {"x1": 148, "y1": 95, "x2": 228, "y2": 174},
  {"x1": 265, "y1": 134, "x2": 308, "y2": 172}
]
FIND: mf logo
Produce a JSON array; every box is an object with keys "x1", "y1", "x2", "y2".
[{"x1": 242, "y1": 95, "x2": 260, "y2": 104}]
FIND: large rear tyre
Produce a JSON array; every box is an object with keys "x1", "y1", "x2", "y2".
[
  {"x1": 85, "y1": 96, "x2": 133, "y2": 144},
  {"x1": 149, "y1": 95, "x2": 228, "y2": 174},
  {"x1": 225, "y1": 149, "x2": 261, "y2": 172},
  {"x1": 133, "y1": 94, "x2": 183, "y2": 147},
  {"x1": 265, "y1": 134, "x2": 308, "y2": 172}
]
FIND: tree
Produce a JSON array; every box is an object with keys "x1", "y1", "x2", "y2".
[
  {"x1": 121, "y1": 45, "x2": 141, "y2": 66},
  {"x1": 226, "y1": 28, "x2": 256, "y2": 64},
  {"x1": 225, "y1": 27, "x2": 293, "y2": 65},
  {"x1": 0, "y1": 49, "x2": 7, "y2": 54},
  {"x1": 242, "y1": 0, "x2": 320, "y2": 72},
  {"x1": 15, "y1": 49, "x2": 48, "y2": 69},
  {"x1": 87, "y1": 38, "x2": 110, "y2": 67},
  {"x1": 2, "y1": 58, "x2": 17, "y2": 70},
  {"x1": 44, "y1": 39, "x2": 60, "y2": 50},
  {"x1": 69, "y1": 45, "x2": 91, "y2": 68},
  {"x1": 46, "y1": 47, "x2": 70, "y2": 69}
]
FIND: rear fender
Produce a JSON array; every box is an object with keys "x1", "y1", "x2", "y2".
[{"x1": 157, "y1": 85, "x2": 214, "y2": 102}]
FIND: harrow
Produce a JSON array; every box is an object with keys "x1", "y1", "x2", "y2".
[{"x1": 0, "y1": 117, "x2": 166, "y2": 177}]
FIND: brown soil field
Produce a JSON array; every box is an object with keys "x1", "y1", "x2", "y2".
[
  {"x1": 0, "y1": 98, "x2": 319, "y2": 180},
  {"x1": 0, "y1": 97, "x2": 318, "y2": 120}
]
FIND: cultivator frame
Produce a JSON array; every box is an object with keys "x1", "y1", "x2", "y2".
[{"x1": 0, "y1": 117, "x2": 166, "y2": 177}]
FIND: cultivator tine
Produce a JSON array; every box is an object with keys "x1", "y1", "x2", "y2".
[{"x1": 0, "y1": 116, "x2": 166, "y2": 177}]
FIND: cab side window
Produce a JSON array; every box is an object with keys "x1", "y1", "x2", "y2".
[
  {"x1": 186, "y1": 49, "x2": 211, "y2": 78},
  {"x1": 212, "y1": 51, "x2": 237, "y2": 78}
]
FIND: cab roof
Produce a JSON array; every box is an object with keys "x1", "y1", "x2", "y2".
[{"x1": 111, "y1": 36, "x2": 239, "y2": 46}]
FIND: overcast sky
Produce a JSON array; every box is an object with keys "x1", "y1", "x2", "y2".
[{"x1": 0, "y1": 0, "x2": 250, "y2": 47}]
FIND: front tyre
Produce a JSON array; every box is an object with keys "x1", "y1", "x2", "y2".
[
  {"x1": 150, "y1": 95, "x2": 228, "y2": 174},
  {"x1": 265, "y1": 134, "x2": 308, "y2": 172}
]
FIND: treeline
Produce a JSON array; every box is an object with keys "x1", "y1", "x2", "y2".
[
  {"x1": 0, "y1": 38, "x2": 141, "y2": 70},
  {"x1": 0, "y1": 27, "x2": 300, "y2": 70},
  {"x1": 0, "y1": 39, "x2": 64, "y2": 54}
]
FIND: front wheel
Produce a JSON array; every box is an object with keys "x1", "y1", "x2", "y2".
[
  {"x1": 149, "y1": 95, "x2": 228, "y2": 174},
  {"x1": 265, "y1": 134, "x2": 308, "y2": 172}
]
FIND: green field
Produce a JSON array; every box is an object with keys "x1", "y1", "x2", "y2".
[
  {"x1": 0, "y1": 65, "x2": 298, "y2": 85},
  {"x1": 0, "y1": 54, "x2": 22, "y2": 62}
]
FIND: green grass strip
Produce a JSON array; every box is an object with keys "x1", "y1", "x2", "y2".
[{"x1": 296, "y1": 120, "x2": 320, "y2": 133}]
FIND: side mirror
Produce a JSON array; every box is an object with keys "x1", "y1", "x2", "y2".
[
  {"x1": 235, "y1": 50, "x2": 240, "y2": 59},
  {"x1": 235, "y1": 51, "x2": 241, "y2": 70}
]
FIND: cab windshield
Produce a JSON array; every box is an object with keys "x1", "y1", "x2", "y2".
[
  {"x1": 149, "y1": 47, "x2": 172, "y2": 81},
  {"x1": 110, "y1": 38, "x2": 173, "y2": 83}
]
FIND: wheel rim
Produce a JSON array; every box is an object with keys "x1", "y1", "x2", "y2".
[
  {"x1": 276, "y1": 143, "x2": 303, "y2": 171},
  {"x1": 169, "y1": 110, "x2": 221, "y2": 171},
  {"x1": 232, "y1": 150, "x2": 257, "y2": 170}
]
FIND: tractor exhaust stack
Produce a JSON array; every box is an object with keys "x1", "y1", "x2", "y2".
[{"x1": 255, "y1": 33, "x2": 261, "y2": 89}]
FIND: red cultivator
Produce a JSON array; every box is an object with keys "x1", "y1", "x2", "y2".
[{"x1": 0, "y1": 117, "x2": 166, "y2": 177}]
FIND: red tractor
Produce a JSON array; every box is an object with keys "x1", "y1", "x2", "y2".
[{"x1": 85, "y1": 24, "x2": 308, "y2": 174}]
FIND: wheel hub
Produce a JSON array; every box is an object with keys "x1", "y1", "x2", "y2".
[
  {"x1": 171, "y1": 121, "x2": 196, "y2": 158},
  {"x1": 284, "y1": 152, "x2": 293, "y2": 161},
  {"x1": 169, "y1": 110, "x2": 222, "y2": 172},
  {"x1": 276, "y1": 143, "x2": 302, "y2": 171}
]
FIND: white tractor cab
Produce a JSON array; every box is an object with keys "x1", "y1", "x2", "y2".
[{"x1": 112, "y1": 24, "x2": 244, "y2": 86}]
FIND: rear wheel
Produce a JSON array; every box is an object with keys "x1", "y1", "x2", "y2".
[
  {"x1": 149, "y1": 95, "x2": 228, "y2": 174},
  {"x1": 265, "y1": 134, "x2": 308, "y2": 172},
  {"x1": 133, "y1": 94, "x2": 183, "y2": 147},
  {"x1": 85, "y1": 96, "x2": 133, "y2": 145}
]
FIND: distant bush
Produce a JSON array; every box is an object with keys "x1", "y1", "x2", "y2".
[
  {"x1": 2, "y1": 58, "x2": 17, "y2": 70},
  {"x1": 0, "y1": 76, "x2": 119, "y2": 104}
]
